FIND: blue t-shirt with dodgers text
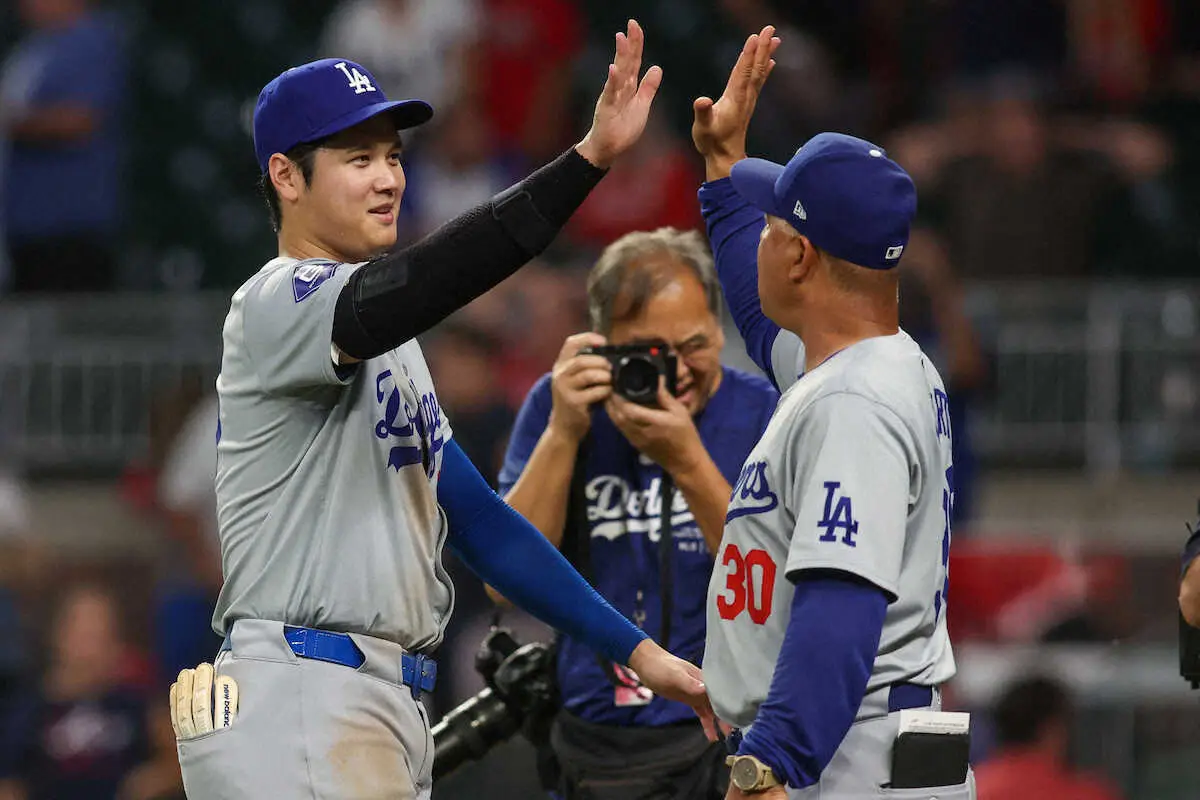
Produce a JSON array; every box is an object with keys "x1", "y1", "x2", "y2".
[{"x1": 499, "y1": 366, "x2": 778, "y2": 726}]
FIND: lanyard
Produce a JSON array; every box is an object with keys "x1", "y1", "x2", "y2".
[
  {"x1": 626, "y1": 464, "x2": 675, "y2": 651},
  {"x1": 563, "y1": 437, "x2": 676, "y2": 674}
]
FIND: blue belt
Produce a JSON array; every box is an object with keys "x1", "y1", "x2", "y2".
[
  {"x1": 219, "y1": 625, "x2": 437, "y2": 699},
  {"x1": 886, "y1": 682, "x2": 933, "y2": 713},
  {"x1": 725, "y1": 682, "x2": 935, "y2": 754}
]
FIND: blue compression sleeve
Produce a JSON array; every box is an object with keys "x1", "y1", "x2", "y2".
[
  {"x1": 699, "y1": 178, "x2": 781, "y2": 384},
  {"x1": 738, "y1": 572, "x2": 888, "y2": 788},
  {"x1": 437, "y1": 440, "x2": 648, "y2": 664}
]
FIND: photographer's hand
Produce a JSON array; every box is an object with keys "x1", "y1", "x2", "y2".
[
  {"x1": 493, "y1": 333, "x2": 612, "y2": 562},
  {"x1": 549, "y1": 333, "x2": 613, "y2": 443},
  {"x1": 607, "y1": 381, "x2": 732, "y2": 554},
  {"x1": 692, "y1": 25, "x2": 780, "y2": 181},
  {"x1": 627, "y1": 639, "x2": 717, "y2": 741},
  {"x1": 605, "y1": 383, "x2": 703, "y2": 475}
]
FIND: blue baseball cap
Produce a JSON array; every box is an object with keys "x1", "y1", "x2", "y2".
[
  {"x1": 729, "y1": 133, "x2": 917, "y2": 270},
  {"x1": 253, "y1": 58, "x2": 433, "y2": 173}
]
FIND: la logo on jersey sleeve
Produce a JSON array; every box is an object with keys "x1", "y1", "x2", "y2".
[{"x1": 817, "y1": 481, "x2": 860, "y2": 547}]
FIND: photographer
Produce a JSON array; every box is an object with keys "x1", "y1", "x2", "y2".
[{"x1": 490, "y1": 228, "x2": 778, "y2": 800}]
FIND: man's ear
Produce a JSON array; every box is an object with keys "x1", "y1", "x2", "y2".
[
  {"x1": 787, "y1": 233, "x2": 819, "y2": 286},
  {"x1": 268, "y1": 153, "x2": 303, "y2": 203}
]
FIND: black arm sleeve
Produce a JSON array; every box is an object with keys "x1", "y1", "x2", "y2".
[{"x1": 332, "y1": 147, "x2": 606, "y2": 359}]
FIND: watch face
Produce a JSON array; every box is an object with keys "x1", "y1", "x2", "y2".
[{"x1": 731, "y1": 757, "x2": 761, "y2": 791}]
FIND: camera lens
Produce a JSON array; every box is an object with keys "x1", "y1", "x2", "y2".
[
  {"x1": 615, "y1": 356, "x2": 659, "y2": 401},
  {"x1": 431, "y1": 688, "x2": 520, "y2": 781}
]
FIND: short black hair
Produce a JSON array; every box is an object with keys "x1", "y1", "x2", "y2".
[
  {"x1": 992, "y1": 675, "x2": 1070, "y2": 747},
  {"x1": 256, "y1": 137, "x2": 329, "y2": 232}
]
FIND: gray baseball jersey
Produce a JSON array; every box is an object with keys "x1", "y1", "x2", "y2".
[
  {"x1": 704, "y1": 329, "x2": 956, "y2": 729},
  {"x1": 212, "y1": 256, "x2": 455, "y2": 651}
]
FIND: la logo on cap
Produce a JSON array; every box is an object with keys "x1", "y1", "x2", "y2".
[
  {"x1": 793, "y1": 201, "x2": 807, "y2": 221},
  {"x1": 334, "y1": 61, "x2": 376, "y2": 95}
]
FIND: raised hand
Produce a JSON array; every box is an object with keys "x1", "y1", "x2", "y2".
[
  {"x1": 576, "y1": 19, "x2": 663, "y2": 169},
  {"x1": 692, "y1": 25, "x2": 781, "y2": 180}
]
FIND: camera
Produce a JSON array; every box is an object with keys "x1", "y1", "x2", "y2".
[
  {"x1": 431, "y1": 628, "x2": 557, "y2": 781},
  {"x1": 581, "y1": 343, "x2": 678, "y2": 406}
]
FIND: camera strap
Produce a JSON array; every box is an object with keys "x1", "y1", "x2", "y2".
[
  {"x1": 562, "y1": 436, "x2": 677, "y2": 686},
  {"x1": 562, "y1": 436, "x2": 593, "y2": 581},
  {"x1": 658, "y1": 471, "x2": 675, "y2": 652}
]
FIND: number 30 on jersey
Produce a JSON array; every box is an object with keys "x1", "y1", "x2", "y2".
[{"x1": 716, "y1": 545, "x2": 777, "y2": 624}]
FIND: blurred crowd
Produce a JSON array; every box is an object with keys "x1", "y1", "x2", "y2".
[{"x1": 0, "y1": 0, "x2": 1197, "y2": 797}]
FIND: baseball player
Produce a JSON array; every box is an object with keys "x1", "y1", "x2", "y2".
[
  {"x1": 691, "y1": 29, "x2": 973, "y2": 798},
  {"x1": 169, "y1": 21, "x2": 715, "y2": 800}
]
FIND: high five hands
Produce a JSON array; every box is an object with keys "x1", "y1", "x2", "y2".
[
  {"x1": 692, "y1": 25, "x2": 782, "y2": 181},
  {"x1": 576, "y1": 19, "x2": 664, "y2": 169}
]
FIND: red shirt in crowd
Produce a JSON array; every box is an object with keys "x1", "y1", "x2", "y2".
[
  {"x1": 480, "y1": 0, "x2": 582, "y2": 154},
  {"x1": 567, "y1": 148, "x2": 704, "y2": 247},
  {"x1": 974, "y1": 749, "x2": 1123, "y2": 800}
]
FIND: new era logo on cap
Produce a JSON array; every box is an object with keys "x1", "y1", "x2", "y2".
[
  {"x1": 793, "y1": 200, "x2": 807, "y2": 221},
  {"x1": 885, "y1": 245, "x2": 904, "y2": 261}
]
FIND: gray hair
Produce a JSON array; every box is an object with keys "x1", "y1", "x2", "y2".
[{"x1": 587, "y1": 228, "x2": 722, "y2": 334}]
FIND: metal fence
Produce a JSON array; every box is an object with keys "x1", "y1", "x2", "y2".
[
  {"x1": 0, "y1": 293, "x2": 227, "y2": 471},
  {"x1": 0, "y1": 282, "x2": 1197, "y2": 474},
  {"x1": 965, "y1": 282, "x2": 1200, "y2": 476}
]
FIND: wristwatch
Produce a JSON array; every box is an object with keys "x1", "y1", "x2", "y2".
[{"x1": 726, "y1": 754, "x2": 782, "y2": 792}]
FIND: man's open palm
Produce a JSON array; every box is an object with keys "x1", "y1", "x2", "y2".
[
  {"x1": 692, "y1": 26, "x2": 780, "y2": 176},
  {"x1": 577, "y1": 19, "x2": 663, "y2": 168}
]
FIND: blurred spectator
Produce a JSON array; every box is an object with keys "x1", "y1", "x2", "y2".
[
  {"x1": 154, "y1": 394, "x2": 223, "y2": 682},
  {"x1": 715, "y1": 0, "x2": 857, "y2": 153},
  {"x1": 319, "y1": 0, "x2": 478, "y2": 115},
  {"x1": 566, "y1": 116, "x2": 703, "y2": 251},
  {"x1": 478, "y1": 0, "x2": 583, "y2": 164},
  {"x1": 400, "y1": 101, "x2": 514, "y2": 241},
  {"x1": 425, "y1": 325, "x2": 514, "y2": 483},
  {"x1": 0, "y1": 584, "x2": 180, "y2": 800},
  {"x1": 490, "y1": 264, "x2": 591, "y2": 408},
  {"x1": 0, "y1": 0, "x2": 128, "y2": 293},
  {"x1": 1066, "y1": 0, "x2": 1172, "y2": 108},
  {"x1": 920, "y1": 78, "x2": 1142, "y2": 280},
  {"x1": 948, "y1": 545, "x2": 1133, "y2": 644},
  {"x1": 974, "y1": 676, "x2": 1123, "y2": 800},
  {"x1": 950, "y1": 0, "x2": 1068, "y2": 82}
]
